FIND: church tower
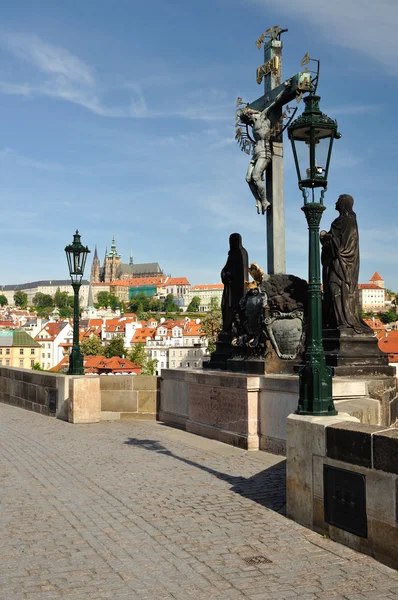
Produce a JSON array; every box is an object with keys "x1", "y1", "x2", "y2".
[
  {"x1": 103, "y1": 235, "x2": 122, "y2": 282},
  {"x1": 90, "y1": 246, "x2": 101, "y2": 283}
]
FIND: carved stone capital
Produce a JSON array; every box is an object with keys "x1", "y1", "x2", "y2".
[{"x1": 301, "y1": 202, "x2": 326, "y2": 228}]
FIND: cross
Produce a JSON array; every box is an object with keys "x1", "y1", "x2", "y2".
[{"x1": 246, "y1": 28, "x2": 309, "y2": 275}]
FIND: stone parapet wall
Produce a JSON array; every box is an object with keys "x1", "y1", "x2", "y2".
[
  {"x1": 160, "y1": 369, "x2": 387, "y2": 454},
  {"x1": 0, "y1": 366, "x2": 68, "y2": 419},
  {"x1": 287, "y1": 414, "x2": 398, "y2": 570},
  {"x1": 100, "y1": 375, "x2": 159, "y2": 419}
]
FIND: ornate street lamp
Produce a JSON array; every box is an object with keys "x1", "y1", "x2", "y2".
[
  {"x1": 65, "y1": 230, "x2": 90, "y2": 375},
  {"x1": 288, "y1": 93, "x2": 341, "y2": 415}
]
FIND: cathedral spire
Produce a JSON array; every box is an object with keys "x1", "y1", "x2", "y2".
[
  {"x1": 90, "y1": 245, "x2": 101, "y2": 283},
  {"x1": 129, "y1": 249, "x2": 133, "y2": 266}
]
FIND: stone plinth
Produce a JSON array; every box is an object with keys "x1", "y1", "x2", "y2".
[
  {"x1": 323, "y1": 328, "x2": 394, "y2": 376},
  {"x1": 287, "y1": 413, "x2": 398, "y2": 570},
  {"x1": 100, "y1": 375, "x2": 159, "y2": 420},
  {"x1": 68, "y1": 376, "x2": 101, "y2": 424}
]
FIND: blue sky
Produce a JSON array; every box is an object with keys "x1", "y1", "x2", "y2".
[{"x1": 1, "y1": 0, "x2": 397, "y2": 289}]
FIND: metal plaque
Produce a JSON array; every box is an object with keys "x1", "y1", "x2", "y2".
[{"x1": 324, "y1": 465, "x2": 367, "y2": 538}]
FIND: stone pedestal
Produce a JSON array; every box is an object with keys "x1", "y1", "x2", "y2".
[
  {"x1": 323, "y1": 328, "x2": 394, "y2": 377},
  {"x1": 68, "y1": 376, "x2": 101, "y2": 424}
]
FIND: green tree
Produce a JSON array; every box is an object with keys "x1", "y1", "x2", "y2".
[
  {"x1": 80, "y1": 335, "x2": 103, "y2": 356},
  {"x1": 202, "y1": 298, "x2": 222, "y2": 354},
  {"x1": 96, "y1": 291, "x2": 111, "y2": 307},
  {"x1": 104, "y1": 334, "x2": 125, "y2": 358},
  {"x1": 36, "y1": 306, "x2": 53, "y2": 318},
  {"x1": 378, "y1": 310, "x2": 397, "y2": 324},
  {"x1": 32, "y1": 362, "x2": 43, "y2": 371},
  {"x1": 59, "y1": 307, "x2": 73, "y2": 319},
  {"x1": 148, "y1": 297, "x2": 164, "y2": 312},
  {"x1": 129, "y1": 292, "x2": 150, "y2": 313},
  {"x1": 164, "y1": 293, "x2": 179, "y2": 313},
  {"x1": 128, "y1": 343, "x2": 158, "y2": 375},
  {"x1": 0, "y1": 294, "x2": 8, "y2": 306},
  {"x1": 187, "y1": 296, "x2": 201, "y2": 312},
  {"x1": 32, "y1": 292, "x2": 54, "y2": 309},
  {"x1": 54, "y1": 287, "x2": 70, "y2": 308},
  {"x1": 14, "y1": 291, "x2": 28, "y2": 309}
]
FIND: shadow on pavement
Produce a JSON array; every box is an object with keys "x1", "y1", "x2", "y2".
[{"x1": 124, "y1": 437, "x2": 286, "y2": 514}]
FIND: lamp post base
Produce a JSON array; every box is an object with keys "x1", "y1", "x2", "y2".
[
  {"x1": 68, "y1": 346, "x2": 84, "y2": 376},
  {"x1": 297, "y1": 354, "x2": 337, "y2": 416}
]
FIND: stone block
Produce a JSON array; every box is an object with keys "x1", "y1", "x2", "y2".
[
  {"x1": 334, "y1": 397, "x2": 379, "y2": 425},
  {"x1": 36, "y1": 386, "x2": 48, "y2": 407},
  {"x1": 101, "y1": 390, "x2": 138, "y2": 412},
  {"x1": 286, "y1": 413, "x2": 359, "y2": 528},
  {"x1": 132, "y1": 375, "x2": 159, "y2": 391},
  {"x1": 259, "y1": 434, "x2": 286, "y2": 455},
  {"x1": 99, "y1": 376, "x2": 134, "y2": 391},
  {"x1": 366, "y1": 470, "x2": 396, "y2": 525},
  {"x1": 120, "y1": 412, "x2": 157, "y2": 421},
  {"x1": 101, "y1": 411, "x2": 121, "y2": 421},
  {"x1": 390, "y1": 395, "x2": 398, "y2": 425},
  {"x1": 259, "y1": 374, "x2": 298, "y2": 393},
  {"x1": 313, "y1": 455, "x2": 324, "y2": 499},
  {"x1": 326, "y1": 422, "x2": 386, "y2": 468},
  {"x1": 332, "y1": 378, "x2": 367, "y2": 398},
  {"x1": 373, "y1": 429, "x2": 398, "y2": 474},
  {"x1": 160, "y1": 377, "x2": 189, "y2": 419},
  {"x1": 313, "y1": 496, "x2": 328, "y2": 535},
  {"x1": 329, "y1": 524, "x2": 371, "y2": 556},
  {"x1": 68, "y1": 376, "x2": 101, "y2": 424},
  {"x1": 188, "y1": 383, "x2": 254, "y2": 435},
  {"x1": 138, "y1": 390, "x2": 158, "y2": 413},
  {"x1": 259, "y1": 382, "x2": 298, "y2": 443},
  {"x1": 370, "y1": 519, "x2": 398, "y2": 570},
  {"x1": 55, "y1": 375, "x2": 69, "y2": 421}
]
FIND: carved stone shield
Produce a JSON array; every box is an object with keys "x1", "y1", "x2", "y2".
[{"x1": 264, "y1": 310, "x2": 305, "y2": 360}]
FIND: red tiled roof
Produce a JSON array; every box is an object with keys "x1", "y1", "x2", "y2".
[
  {"x1": 370, "y1": 272, "x2": 383, "y2": 282},
  {"x1": 50, "y1": 355, "x2": 141, "y2": 374},
  {"x1": 358, "y1": 284, "x2": 382, "y2": 290},
  {"x1": 131, "y1": 327, "x2": 156, "y2": 343},
  {"x1": 110, "y1": 276, "x2": 168, "y2": 288},
  {"x1": 191, "y1": 284, "x2": 224, "y2": 290},
  {"x1": 378, "y1": 334, "x2": 398, "y2": 360},
  {"x1": 166, "y1": 277, "x2": 190, "y2": 286},
  {"x1": 35, "y1": 321, "x2": 68, "y2": 341}
]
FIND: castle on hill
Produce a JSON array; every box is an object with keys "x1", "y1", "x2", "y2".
[{"x1": 90, "y1": 235, "x2": 163, "y2": 283}]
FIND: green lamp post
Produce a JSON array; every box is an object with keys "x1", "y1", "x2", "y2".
[
  {"x1": 287, "y1": 93, "x2": 341, "y2": 415},
  {"x1": 65, "y1": 230, "x2": 90, "y2": 375}
]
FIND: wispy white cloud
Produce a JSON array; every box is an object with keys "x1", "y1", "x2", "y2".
[
  {"x1": 251, "y1": 0, "x2": 398, "y2": 76},
  {"x1": 0, "y1": 31, "x2": 233, "y2": 121},
  {"x1": 0, "y1": 32, "x2": 94, "y2": 85}
]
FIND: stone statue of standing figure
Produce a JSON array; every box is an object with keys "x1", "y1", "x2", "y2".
[
  {"x1": 221, "y1": 233, "x2": 248, "y2": 333},
  {"x1": 320, "y1": 194, "x2": 370, "y2": 334},
  {"x1": 240, "y1": 80, "x2": 291, "y2": 215}
]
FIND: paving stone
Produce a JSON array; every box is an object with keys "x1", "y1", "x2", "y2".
[{"x1": 1, "y1": 403, "x2": 398, "y2": 600}]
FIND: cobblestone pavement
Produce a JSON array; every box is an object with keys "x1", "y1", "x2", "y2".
[{"x1": 1, "y1": 404, "x2": 398, "y2": 600}]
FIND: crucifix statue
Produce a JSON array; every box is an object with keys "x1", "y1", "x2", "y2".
[
  {"x1": 240, "y1": 81, "x2": 292, "y2": 215},
  {"x1": 236, "y1": 26, "x2": 312, "y2": 274}
]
